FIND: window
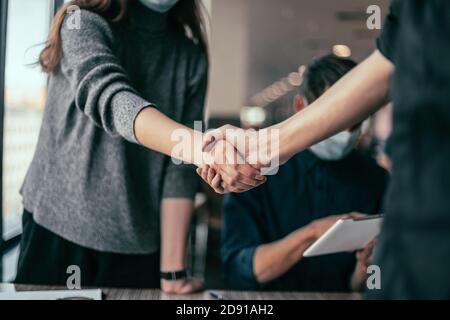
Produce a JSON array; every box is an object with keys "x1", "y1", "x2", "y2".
[{"x1": 2, "y1": 0, "x2": 52, "y2": 240}]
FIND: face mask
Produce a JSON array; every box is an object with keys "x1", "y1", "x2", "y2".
[
  {"x1": 309, "y1": 128, "x2": 361, "y2": 161},
  {"x1": 139, "y1": 0, "x2": 179, "y2": 13}
]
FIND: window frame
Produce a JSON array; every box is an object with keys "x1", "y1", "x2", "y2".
[
  {"x1": 0, "y1": 0, "x2": 63, "y2": 282},
  {"x1": 0, "y1": 0, "x2": 9, "y2": 282}
]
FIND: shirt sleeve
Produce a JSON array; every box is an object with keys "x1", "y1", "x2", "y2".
[
  {"x1": 161, "y1": 53, "x2": 208, "y2": 199},
  {"x1": 59, "y1": 10, "x2": 151, "y2": 144},
  {"x1": 376, "y1": 0, "x2": 401, "y2": 62},
  {"x1": 222, "y1": 191, "x2": 266, "y2": 290}
]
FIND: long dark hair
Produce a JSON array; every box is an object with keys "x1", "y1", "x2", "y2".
[{"x1": 39, "y1": 0, "x2": 208, "y2": 73}]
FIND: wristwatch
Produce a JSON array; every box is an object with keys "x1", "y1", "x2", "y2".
[{"x1": 160, "y1": 270, "x2": 189, "y2": 281}]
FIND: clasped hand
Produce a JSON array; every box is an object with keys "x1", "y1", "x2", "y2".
[{"x1": 197, "y1": 125, "x2": 279, "y2": 194}]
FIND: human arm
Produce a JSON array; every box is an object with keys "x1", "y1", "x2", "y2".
[
  {"x1": 160, "y1": 198, "x2": 203, "y2": 294},
  {"x1": 202, "y1": 50, "x2": 394, "y2": 177},
  {"x1": 223, "y1": 187, "x2": 362, "y2": 286},
  {"x1": 60, "y1": 11, "x2": 261, "y2": 187},
  {"x1": 273, "y1": 50, "x2": 394, "y2": 163},
  {"x1": 253, "y1": 214, "x2": 354, "y2": 284}
]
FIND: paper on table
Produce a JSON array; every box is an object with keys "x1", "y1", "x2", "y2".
[{"x1": 0, "y1": 289, "x2": 102, "y2": 300}]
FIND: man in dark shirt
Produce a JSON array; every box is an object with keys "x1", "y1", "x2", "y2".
[
  {"x1": 368, "y1": 0, "x2": 450, "y2": 299},
  {"x1": 222, "y1": 55, "x2": 389, "y2": 292}
]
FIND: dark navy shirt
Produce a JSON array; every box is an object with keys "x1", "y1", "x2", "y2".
[
  {"x1": 371, "y1": 0, "x2": 450, "y2": 299},
  {"x1": 222, "y1": 150, "x2": 388, "y2": 292}
]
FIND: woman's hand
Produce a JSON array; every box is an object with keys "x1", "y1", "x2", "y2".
[
  {"x1": 197, "y1": 166, "x2": 225, "y2": 193},
  {"x1": 161, "y1": 278, "x2": 204, "y2": 295},
  {"x1": 160, "y1": 199, "x2": 203, "y2": 295}
]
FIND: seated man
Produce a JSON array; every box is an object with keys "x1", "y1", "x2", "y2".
[{"x1": 222, "y1": 55, "x2": 389, "y2": 292}]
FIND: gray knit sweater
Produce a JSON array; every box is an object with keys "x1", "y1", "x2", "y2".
[{"x1": 20, "y1": 3, "x2": 208, "y2": 254}]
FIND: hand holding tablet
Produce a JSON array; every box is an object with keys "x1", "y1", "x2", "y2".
[{"x1": 303, "y1": 214, "x2": 383, "y2": 257}]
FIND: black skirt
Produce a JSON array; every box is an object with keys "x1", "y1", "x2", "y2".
[{"x1": 15, "y1": 210, "x2": 160, "y2": 289}]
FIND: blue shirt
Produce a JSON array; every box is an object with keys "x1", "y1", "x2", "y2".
[{"x1": 222, "y1": 150, "x2": 388, "y2": 292}]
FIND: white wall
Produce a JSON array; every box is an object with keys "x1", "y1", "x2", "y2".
[{"x1": 206, "y1": 0, "x2": 249, "y2": 117}]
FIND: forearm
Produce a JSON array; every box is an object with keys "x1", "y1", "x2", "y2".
[
  {"x1": 275, "y1": 50, "x2": 394, "y2": 162},
  {"x1": 135, "y1": 107, "x2": 205, "y2": 167},
  {"x1": 160, "y1": 198, "x2": 195, "y2": 271},
  {"x1": 253, "y1": 225, "x2": 316, "y2": 284}
]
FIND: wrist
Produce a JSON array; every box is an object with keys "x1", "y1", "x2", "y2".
[
  {"x1": 161, "y1": 250, "x2": 187, "y2": 272},
  {"x1": 160, "y1": 269, "x2": 189, "y2": 281},
  {"x1": 305, "y1": 222, "x2": 320, "y2": 242},
  {"x1": 161, "y1": 259, "x2": 186, "y2": 273},
  {"x1": 293, "y1": 224, "x2": 318, "y2": 249},
  {"x1": 193, "y1": 130, "x2": 207, "y2": 168},
  {"x1": 277, "y1": 122, "x2": 297, "y2": 165}
]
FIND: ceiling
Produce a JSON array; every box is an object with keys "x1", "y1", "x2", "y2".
[
  {"x1": 246, "y1": 0, "x2": 390, "y2": 97},
  {"x1": 208, "y1": 0, "x2": 390, "y2": 117}
]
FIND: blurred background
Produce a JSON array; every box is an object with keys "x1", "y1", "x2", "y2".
[{"x1": 0, "y1": 0, "x2": 391, "y2": 285}]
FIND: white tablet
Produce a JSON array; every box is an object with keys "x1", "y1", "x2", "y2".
[{"x1": 303, "y1": 215, "x2": 384, "y2": 257}]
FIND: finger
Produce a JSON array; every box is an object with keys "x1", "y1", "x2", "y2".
[
  {"x1": 221, "y1": 182, "x2": 245, "y2": 194},
  {"x1": 366, "y1": 241, "x2": 374, "y2": 250},
  {"x1": 202, "y1": 128, "x2": 226, "y2": 152},
  {"x1": 211, "y1": 173, "x2": 223, "y2": 190},
  {"x1": 202, "y1": 135, "x2": 217, "y2": 152},
  {"x1": 356, "y1": 250, "x2": 364, "y2": 261},
  {"x1": 222, "y1": 165, "x2": 262, "y2": 189},
  {"x1": 181, "y1": 279, "x2": 204, "y2": 294},
  {"x1": 197, "y1": 168, "x2": 207, "y2": 182},
  {"x1": 200, "y1": 168, "x2": 209, "y2": 182},
  {"x1": 237, "y1": 165, "x2": 266, "y2": 181},
  {"x1": 211, "y1": 175, "x2": 226, "y2": 194},
  {"x1": 207, "y1": 168, "x2": 216, "y2": 183},
  {"x1": 236, "y1": 174, "x2": 266, "y2": 187},
  {"x1": 221, "y1": 173, "x2": 255, "y2": 190},
  {"x1": 348, "y1": 212, "x2": 368, "y2": 219}
]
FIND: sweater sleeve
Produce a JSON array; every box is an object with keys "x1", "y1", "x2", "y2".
[
  {"x1": 161, "y1": 53, "x2": 208, "y2": 199},
  {"x1": 59, "y1": 10, "x2": 151, "y2": 143}
]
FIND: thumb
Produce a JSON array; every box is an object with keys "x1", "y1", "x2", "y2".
[{"x1": 202, "y1": 128, "x2": 226, "y2": 152}]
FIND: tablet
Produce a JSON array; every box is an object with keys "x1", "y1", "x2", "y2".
[{"x1": 303, "y1": 215, "x2": 384, "y2": 257}]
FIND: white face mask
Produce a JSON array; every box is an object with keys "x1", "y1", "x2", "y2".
[
  {"x1": 139, "y1": 0, "x2": 179, "y2": 13},
  {"x1": 309, "y1": 128, "x2": 361, "y2": 161}
]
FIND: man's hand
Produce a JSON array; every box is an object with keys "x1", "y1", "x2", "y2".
[
  {"x1": 308, "y1": 212, "x2": 366, "y2": 240},
  {"x1": 161, "y1": 278, "x2": 204, "y2": 295},
  {"x1": 351, "y1": 240, "x2": 375, "y2": 292},
  {"x1": 356, "y1": 240, "x2": 375, "y2": 269}
]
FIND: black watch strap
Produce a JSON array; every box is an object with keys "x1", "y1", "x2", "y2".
[{"x1": 160, "y1": 270, "x2": 189, "y2": 281}]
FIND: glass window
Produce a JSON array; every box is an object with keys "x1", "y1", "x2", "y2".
[{"x1": 3, "y1": 0, "x2": 52, "y2": 239}]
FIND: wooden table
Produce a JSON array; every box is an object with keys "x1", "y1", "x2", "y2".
[{"x1": 0, "y1": 284, "x2": 362, "y2": 300}]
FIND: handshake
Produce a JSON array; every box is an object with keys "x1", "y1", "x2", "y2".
[{"x1": 195, "y1": 125, "x2": 282, "y2": 194}]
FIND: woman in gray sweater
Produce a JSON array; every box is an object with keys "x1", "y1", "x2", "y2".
[{"x1": 16, "y1": 0, "x2": 264, "y2": 292}]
